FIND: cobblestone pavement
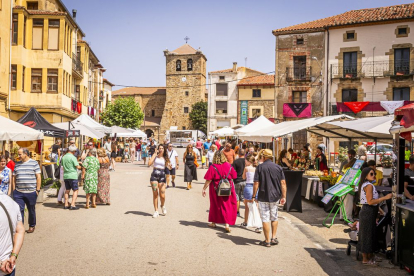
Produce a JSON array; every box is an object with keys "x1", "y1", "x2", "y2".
[{"x1": 17, "y1": 155, "x2": 405, "y2": 275}]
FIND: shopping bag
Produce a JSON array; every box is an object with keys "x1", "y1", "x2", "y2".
[{"x1": 247, "y1": 202, "x2": 262, "y2": 228}]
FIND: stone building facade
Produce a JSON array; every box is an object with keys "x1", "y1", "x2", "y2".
[
  {"x1": 111, "y1": 87, "x2": 166, "y2": 138},
  {"x1": 237, "y1": 74, "x2": 275, "y2": 124},
  {"x1": 208, "y1": 63, "x2": 263, "y2": 132},
  {"x1": 112, "y1": 44, "x2": 207, "y2": 141},
  {"x1": 161, "y1": 44, "x2": 207, "y2": 139}
]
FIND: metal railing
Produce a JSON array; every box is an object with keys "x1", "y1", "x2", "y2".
[
  {"x1": 331, "y1": 60, "x2": 413, "y2": 78},
  {"x1": 72, "y1": 53, "x2": 83, "y2": 75},
  {"x1": 286, "y1": 66, "x2": 311, "y2": 81}
]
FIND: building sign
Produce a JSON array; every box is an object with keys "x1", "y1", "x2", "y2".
[
  {"x1": 240, "y1": 101, "x2": 248, "y2": 125},
  {"x1": 65, "y1": 130, "x2": 80, "y2": 137}
]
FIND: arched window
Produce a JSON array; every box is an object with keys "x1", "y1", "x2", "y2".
[
  {"x1": 187, "y1": 59, "x2": 193, "y2": 71},
  {"x1": 176, "y1": 60, "x2": 181, "y2": 71}
]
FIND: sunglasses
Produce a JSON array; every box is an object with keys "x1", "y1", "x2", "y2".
[
  {"x1": 369, "y1": 172, "x2": 376, "y2": 176},
  {"x1": 88, "y1": 144, "x2": 93, "y2": 146}
]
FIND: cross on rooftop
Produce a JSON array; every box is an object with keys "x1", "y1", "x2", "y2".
[{"x1": 184, "y1": 36, "x2": 190, "y2": 43}]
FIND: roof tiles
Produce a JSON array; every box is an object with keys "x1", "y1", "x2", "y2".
[
  {"x1": 112, "y1": 87, "x2": 166, "y2": 96},
  {"x1": 238, "y1": 74, "x2": 275, "y2": 86},
  {"x1": 273, "y1": 3, "x2": 414, "y2": 35}
]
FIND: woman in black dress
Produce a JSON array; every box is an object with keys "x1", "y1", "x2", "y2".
[
  {"x1": 183, "y1": 144, "x2": 197, "y2": 190},
  {"x1": 277, "y1": 149, "x2": 292, "y2": 169}
]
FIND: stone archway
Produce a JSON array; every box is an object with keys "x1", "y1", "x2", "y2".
[{"x1": 145, "y1": 129, "x2": 154, "y2": 138}]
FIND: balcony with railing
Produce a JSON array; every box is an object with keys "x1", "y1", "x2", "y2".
[
  {"x1": 286, "y1": 66, "x2": 312, "y2": 82},
  {"x1": 72, "y1": 53, "x2": 84, "y2": 78},
  {"x1": 330, "y1": 60, "x2": 414, "y2": 79}
]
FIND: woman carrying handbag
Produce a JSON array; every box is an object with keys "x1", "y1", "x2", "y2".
[{"x1": 202, "y1": 151, "x2": 237, "y2": 233}]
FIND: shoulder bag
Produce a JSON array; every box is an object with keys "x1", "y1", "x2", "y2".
[
  {"x1": 0, "y1": 201, "x2": 14, "y2": 246},
  {"x1": 212, "y1": 165, "x2": 232, "y2": 196}
]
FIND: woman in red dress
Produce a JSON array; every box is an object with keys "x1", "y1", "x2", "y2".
[{"x1": 202, "y1": 151, "x2": 237, "y2": 233}]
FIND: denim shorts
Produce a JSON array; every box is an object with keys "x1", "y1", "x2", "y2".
[
  {"x1": 243, "y1": 183, "x2": 258, "y2": 200},
  {"x1": 64, "y1": 179, "x2": 79, "y2": 191}
]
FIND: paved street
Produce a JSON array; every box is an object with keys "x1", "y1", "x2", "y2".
[{"x1": 17, "y1": 151, "x2": 404, "y2": 275}]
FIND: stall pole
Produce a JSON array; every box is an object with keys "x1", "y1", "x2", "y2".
[
  {"x1": 272, "y1": 138, "x2": 275, "y2": 163},
  {"x1": 374, "y1": 138, "x2": 377, "y2": 164}
]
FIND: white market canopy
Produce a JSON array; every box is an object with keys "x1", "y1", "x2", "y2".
[
  {"x1": 238, "y1": 115, "x2": 354, "y2": 143},
  {"x1": 72, "y1": 114, "x2": 111, "y2": 134},
  {"x1": 0, "y1": 115, "x2": 44, "y2": 141},
  {"x1": 52, "y1": 122, "x2": 105, "y2": 139},
  {"x1": 307, "y1": 115, "x2": 393, "y2": 142},
  {"x1": 211, "y1": 126, "x2": 234, "y2": 136},
  {"x1": 235, "y1": 115, "x2": 275, "y2": 136},
  {"x1": 110, "y1": 129, "x2": 147, "y2": 138}
]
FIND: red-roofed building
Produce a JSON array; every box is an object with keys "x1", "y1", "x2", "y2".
[
  {"x1": 273, "y1": 3, "x2": 414, "y2": 152},
  {"x1": 237, "y1": 74, "x2": 275, "y2": 124},
  {"x1": 207, "y1": 63, "x2": 265, "y2": 132}
]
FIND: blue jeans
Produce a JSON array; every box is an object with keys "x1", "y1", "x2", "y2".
[
  {"x1": 13, "y1": 190, "x2": 37, "y2": 227},
  {"x1": 6, "y1": 269, "x2": 15, "y2": 276}
]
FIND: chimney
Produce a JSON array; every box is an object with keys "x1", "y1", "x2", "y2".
[
  {"x1": 232, "y1": 62, "x2": 237, "y2": 72},
  {"x1": 72, "y1": 9, "x2": 77, "y2": 21}
]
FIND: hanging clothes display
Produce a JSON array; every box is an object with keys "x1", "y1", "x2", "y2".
[
  {"x1": 77, "y1": 102, "x2": 82, "y2": 114},
  {"x1": 343, "y1": 102, "x2": 370, "y2": 114},
  {"x1": 380, "y1": 100, "x2": 404, "y2": 115},
  {"x1": 283, "y1": 103, "x2": 312, "y2": 118},
  {"x1": 72, "y1": 99, "x2": 77, "y2": 111}
]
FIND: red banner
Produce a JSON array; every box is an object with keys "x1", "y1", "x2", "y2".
[{"x1": 343, "y1": 102, "x2": 370, "y2": 114}]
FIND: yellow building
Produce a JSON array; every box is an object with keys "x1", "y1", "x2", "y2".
[
  {"x1": 9, "y1": 0, "x2": 106, "y2": 123},
  {"x1": 0, "y1": 0, "x2": 12, "y2": 117},
  {"x1": 237, "y1": 74, "x2": 276, "y2": 123}
]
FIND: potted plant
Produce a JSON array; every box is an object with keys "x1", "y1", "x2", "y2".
[{"x1": 381, "y1": 154, "x2": 393, "y2": 176}]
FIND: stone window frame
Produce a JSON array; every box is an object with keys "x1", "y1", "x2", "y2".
[
  {"x1": 395, "y1": 25, "x2": 410, "y2": 38},
  {"x1": 293, "y1": 35, "x2": 306, "y2": 47},
  {"x1": 333, "y1": 79, "x2": 364, "y2": 103},
  {"x1": 384, "y1": 43, "x2": 413, "y2": 77},
  {"x1": 183, "y1": 107, "x2": 189, "y2": 114},
  {"x1": 249, "y1": 106, "x2": 263, "y2": 118},
  {"x1": 384, "y1": 81, "x2": 414, "y2": 101},
  {"x1": 343, "y1": 30, "x2": 357, "y2": 42},
  {"x1": 334, "y1": 46, "x2": 365, "y2": 79}
]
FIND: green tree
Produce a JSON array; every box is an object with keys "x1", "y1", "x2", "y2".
[
  {"x1": 189, "y1": 101, "x2": 207, "y2": 134},
  {"x1": 101, "y1": 97, "x2": 144, "y2": 128}
]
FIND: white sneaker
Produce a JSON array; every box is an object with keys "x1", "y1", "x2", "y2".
[
  {"x1": 152, "y1": 211, "x2": 159, "y2": 218},
  {"x1": 161, "y1": 206, "x2": 167, "y2": 216}
]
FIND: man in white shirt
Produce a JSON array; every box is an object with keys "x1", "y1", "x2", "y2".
[
  {"x1": 0, "y1": 192, "x2": 25, "y2": 276},
  {"x1": 165, "y1": 143, "x2": 179, "y2": 188},
  {"x1": 103, "y1": 138, "x2": 112, "y2": 159}
]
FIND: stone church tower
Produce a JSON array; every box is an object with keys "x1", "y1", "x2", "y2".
[{"x1": 160, "y1": 44, "x2": 207, "y2": 138}]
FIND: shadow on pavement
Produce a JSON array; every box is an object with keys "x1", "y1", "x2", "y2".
[
  {"x1": 179, "y1": 220, "x2": 207, "y2": 228},
  {"x1": 216, "y1": 232, "x2": 259, "y2": 246},
  {"x1": 329, "y1": 238, "x2": 350, "y2": 245},
  {"x1": 42, "y1": 203, "x2": 65, "y2": 209},
  {"x1": 125, "y1": 211, "x2": 152, "y2": 217}
]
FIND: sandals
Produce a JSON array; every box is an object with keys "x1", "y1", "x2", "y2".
[
  {"x1": 259, "y1": 240, "x2": 271, "y2": 247},
  {"x1": 225, "y1": 227, "x2": 231, "y2": 233},
  {"x1": 270, "y1": 238, "x2": 279, "y2": 245},
  {"x1": 208, "y1": 223, "x2": 216, "y2": 228},
  {"x1": 362, "y1": 260, "x2": 378, "y2": 266}
]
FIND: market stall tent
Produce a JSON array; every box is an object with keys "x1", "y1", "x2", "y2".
[
  {"x1": 307, "y1": 115, "x2": 393, "y2": 142},
  {"x1": 17, "y1": 107, "x2": 65, "y2": 137},
  {"x1": 72, "y1": 114, "x2": 111, "y2": 133},
  {"x1": 110, "y1": 129, "x2": 146, "y2": 138},
  {"x1": 110, "y1": 126, "x2": 134, "y2": 135},
  {"x1": 52, "y1": 122, "x2": 105, "y2": 139},
  {"x1": 235, "y1": 115, "x2": 275, "y2": 137},
  {"x1": 237, "y1": 115, "x2": 354, "y2": 143},
  {"x1": 0, "y1": 115, "x2": 44, "y2": 141},
  {"x1": 211, "y1": 126, "x2": 234, "y2": 137}
]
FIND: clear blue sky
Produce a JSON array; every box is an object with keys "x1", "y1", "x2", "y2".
[{"x1": 64, "y1": 0, "x2": 412, "y2": 88}]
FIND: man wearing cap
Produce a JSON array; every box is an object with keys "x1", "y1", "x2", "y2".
[
  {"x1": 203, "y1": 138, "x2": 212, "y2": 152},
  {"x1": 251, "y1": 149, "x2": 287, "y2": 247}
]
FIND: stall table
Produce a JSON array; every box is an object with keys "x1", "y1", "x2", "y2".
[
  {"x1": 396, "y1": 199, "x2": 414, "y2": 271},
  {"x1": 302, "y1": 175, "x2": 320, "y2": 200},
  {"x1": 284, "y1": 170, "x2": 304, "y2": 212}
]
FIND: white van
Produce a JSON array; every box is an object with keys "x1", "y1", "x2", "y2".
[{"x1": 166, "y1": 129, "x2": 206, "y2": 148}]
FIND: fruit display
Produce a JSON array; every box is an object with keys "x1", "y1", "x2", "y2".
[
  {"x1": 318, "y1": 175, "x2": 339, "y2": 185},
  {"x1": 304, "y1": 170, "x2": 324, "y2": 176}
]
